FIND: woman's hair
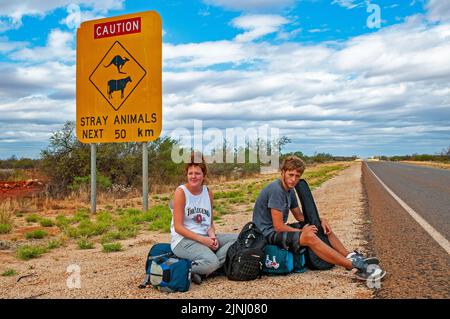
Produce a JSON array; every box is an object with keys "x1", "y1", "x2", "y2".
[
  {"x1": 281, "y1": 156, "x2": 306, "y2": 174},
  {"x1": 184, "y1": 151, "x2": 208, "y2": 177}
]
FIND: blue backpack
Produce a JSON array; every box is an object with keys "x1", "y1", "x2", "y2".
[
  {"x1": 263, "y1": 245, "x2": 307, "y2": 275},
  {"x1": 139, "y1": 243, "x2": 192, "y2": 293}
]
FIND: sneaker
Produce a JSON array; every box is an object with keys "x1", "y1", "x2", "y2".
[
  {"x1": 354, "y1": 265, "x2": 386, "y2": 281},
  {"x1": 191, "y1": 273, "x2": 202, "y2": 285},
  {"x1": 347, "y1": 251, "x2": 379, "y2": 265}
]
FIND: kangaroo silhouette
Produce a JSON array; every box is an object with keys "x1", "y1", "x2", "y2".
[{"x1": 104, "y1": 55, "x2": 129, "y2": 74}]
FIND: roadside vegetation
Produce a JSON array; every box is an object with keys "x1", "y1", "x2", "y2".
[
  {"x1": 0, "y1": 121, "x2": 355, "y2": 262},
  {"x1": 379, "y1": 146, "x2": 450, "y2": 164},
  {"x1": 0, "y1": 162, "x2": 348, "y2": 261},
  {"x1": 1, "y1": 269, "x2": 17, "y2": 276}
]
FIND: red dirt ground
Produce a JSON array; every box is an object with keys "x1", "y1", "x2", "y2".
[{"x1": 0, "y1": 180, "x2": 45, "y2": 199}]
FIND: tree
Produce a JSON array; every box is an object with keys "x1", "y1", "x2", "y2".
[
  {"x1": 441, "y1": 146, "x2": 450, "y2": 159},
  {"x1": 40, "y1": 121, "x2": 183, "y2": 197},
  {"x1": 40, "y1": 121, "x2": 90, "y2": 196}
]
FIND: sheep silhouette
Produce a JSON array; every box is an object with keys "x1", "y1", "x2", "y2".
[{"x1": 107, "y1": 76, "x2": 132, "y2": 99}]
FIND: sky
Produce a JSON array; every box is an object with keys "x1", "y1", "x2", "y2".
[{"x1": 0, "y1": 0, "x2": 449, "y2": 159}]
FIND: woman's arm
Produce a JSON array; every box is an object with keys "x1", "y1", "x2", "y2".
[
  {"x1": 173, "y1": 187, "x2": 216, "y2": 248},
  {"x1": 207, "y1": 188, "x2": 218, "y2": 250}
]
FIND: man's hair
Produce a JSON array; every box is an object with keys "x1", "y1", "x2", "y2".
[
  {"x1": 184, "y1": 151, "x2": 207, "y2": 177},
  {"x1": 281, "y1": 156, "x2": 306, "y2": 174}
]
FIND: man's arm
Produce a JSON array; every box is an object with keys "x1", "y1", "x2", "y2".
[
  {"x1": 271, "y1": 209, "x2": 301, "y2": 232},
  {"x1": 291, "y1": 207, "x2": 304, "y2": 222}
]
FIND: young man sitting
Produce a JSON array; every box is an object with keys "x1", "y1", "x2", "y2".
[{"x1": 252, "y1": 156, "x2": 385, "y2": 281}]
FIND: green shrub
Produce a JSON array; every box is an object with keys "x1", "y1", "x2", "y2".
[
  {"x1": 65, "y1": 226, "x2": 80, "y2": 238},
  {"x1": 97, "y1": 174, "x2": 112, "y2": 190},
  {"x1": 146, "y1": 205, "x2": 171, "y2": 233},
  {"x1": 0, "y1": 223, "x2": 12, "y2": 234},
  {"x1": 213, "y1": 191, "x2": 243, "y2": 199},
  {"x1": 55, "y1": 215, "x2": 70, "y2": 228},
  {"x1": 1, "y1": 269, "x2": 17, "y2": 276},
  {"x1": 47, "y1": 239, "x2": 61, "y2": 249},
  {"x1": 102, "y1": 242, "x2": 122, "y2": 252},
  {"x1": 70, "y1": 174, "x2": 112, "y2": 192},
  {"x1": 25, "y1": 229, "x2": 48, "y2": 239},
  {"x1": 17, "y1": 245, "x2": 48, "y2": 260},
  {"x1": 73, "y1": 220, "x2": 110, "y2": 238},
  {"x1": 77, "y1": 238, "x2": 94, "y2": 250},
  {"x1": 25, "y1": 214, "x2": 40, "y2": 223},
  {"x1": 101, "y1": 228, "x2": 137, "y2": 243},
  {"x1": 73, "y1": 209, "x2": 90, "y2": 222},
  {"x1": 40, "y1": 218, "x2": 55, "y2": 227},
  {"x1": 96, "y1": 211, "x2": 113, "y2": 223}
]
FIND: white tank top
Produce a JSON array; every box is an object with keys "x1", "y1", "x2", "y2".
[{"x1": 170, "y1": 185, "x2": 212, "y2": 250}]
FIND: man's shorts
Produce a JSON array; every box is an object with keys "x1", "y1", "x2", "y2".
[{"x1": 266, "y1": 222, "x2": 306, "y2": 254}]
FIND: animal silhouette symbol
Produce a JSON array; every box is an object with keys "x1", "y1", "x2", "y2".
[
  {"x1": 104, "y1": 55, "x2": 129, "y2": 74},
  {"x1": 107, "y1": 76, "x2": 132, "y2": 99}
]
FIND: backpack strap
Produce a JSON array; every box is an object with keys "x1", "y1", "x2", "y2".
[
  {"x1": 140, "y1": 252, "x2": 174, "y2": 289},
  {"x1": 138, "y1": 274, "x2": 151, "y2": 289}
]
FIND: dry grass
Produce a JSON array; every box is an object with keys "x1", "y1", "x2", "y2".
[
  {"x1": 0, "y1": 213, "x2": 13, "y2": 234},
  {"x1": 400, "y1": 160, "x2": 450, "y2": 170},
  {"x1": 0, "y1": 201, "x2": 14, "y2": 226}
]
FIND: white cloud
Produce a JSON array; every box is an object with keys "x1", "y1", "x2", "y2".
[
  {"x1": 331, "y1": 0, "x2": 360, "y2": 9},
  {"x1": 232, "y1": 14, "x2": 290, "y2": 42},
  {"x1": 0, "y1": 0, "x2": 125, "y2": 32},
  {"x1": 0, "y1": 95, "x2": 75, "y2": 139},
  {"x1": 0, "y1": 61, "x2": 75, "y2": 100},
  {"x1": 0, "y1": 16, "x2": 22, "y2": 32},
  {"x1": 0, "y1": 36, "x2": 27, "y2": 52},
  {"x1": 332, "y1": 23, "x2": 450, "y2": 82},
  {"x1": 10, "y1": 29, "x2": 75, "y2": 63},
  {"x1": 164, "y1": 41, "x2": 258, "y2": 68},
  {"x1": 203, "y1": 0, "x2": 295, "y2": 12},
  {"x1": 161, "y1": 18, "x2": 450, "y2": 156},
  {"x1": 426, "y1": 0, "x2": 450, "y2": 22},
  {"x1": 1, "y1": 3, "x2": 450, "y2": 158},
  {"x1": 59, "y1": 4, "x2": 105, "y2": 30},
  {"x1": 308, "y1": 28, "x2": 329, "y2": 33}
]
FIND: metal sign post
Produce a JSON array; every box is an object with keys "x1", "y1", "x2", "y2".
[
  {"x1": 90, "y1": 143, "x2": 97, "y2": 213},
  {"x1": 142, "y1": 142, "x2": 148, "y2": 212}
]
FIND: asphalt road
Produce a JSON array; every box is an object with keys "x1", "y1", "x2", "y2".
[
  {"x1": 362, "y1": 161, "x2": 450, "y2": 298},
  {"x1": 366, "y1": 161, "x2": 450, "y2": 238}
]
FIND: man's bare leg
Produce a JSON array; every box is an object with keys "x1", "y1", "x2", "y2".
[
  {"x1": 327, "y1": 232, "x2": 350, "y2": 257},
  {"x1": 300, "y1": 234, "x2": 353, "y2": 269}
]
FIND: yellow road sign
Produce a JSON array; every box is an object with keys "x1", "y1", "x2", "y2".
[{"x1": 76, "y1": 11, "x2": 161, "y2": 143}]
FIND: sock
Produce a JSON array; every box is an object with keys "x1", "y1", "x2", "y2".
[{"x1": 346, "y1": 252, "x2": 356, "y2": 259}]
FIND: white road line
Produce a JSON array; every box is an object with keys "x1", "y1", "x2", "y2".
[{"x1": 366, "y1": 162, "x2": 450, "y2": 255}]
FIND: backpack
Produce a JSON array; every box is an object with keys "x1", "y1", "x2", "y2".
[
  {"x1": 139, "y1": 243, "x2": 192, "y2": 293},
  {"x1": 263, "y1": 245, "x2": 307, "y2": 275},
  {"x1": 294, "y1": 179, "x2": 334, "y2": 270},
  {"x1": 224, "y1": 222, "x2": 266, "y2": 281},
  {"x1": 263, "y1": 245, "x2": 293, "y2": 275}
]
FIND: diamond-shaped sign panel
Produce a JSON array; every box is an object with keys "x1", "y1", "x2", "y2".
[{"x1": 89, "y1": 41, "x2": 146, "y2": 111}]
